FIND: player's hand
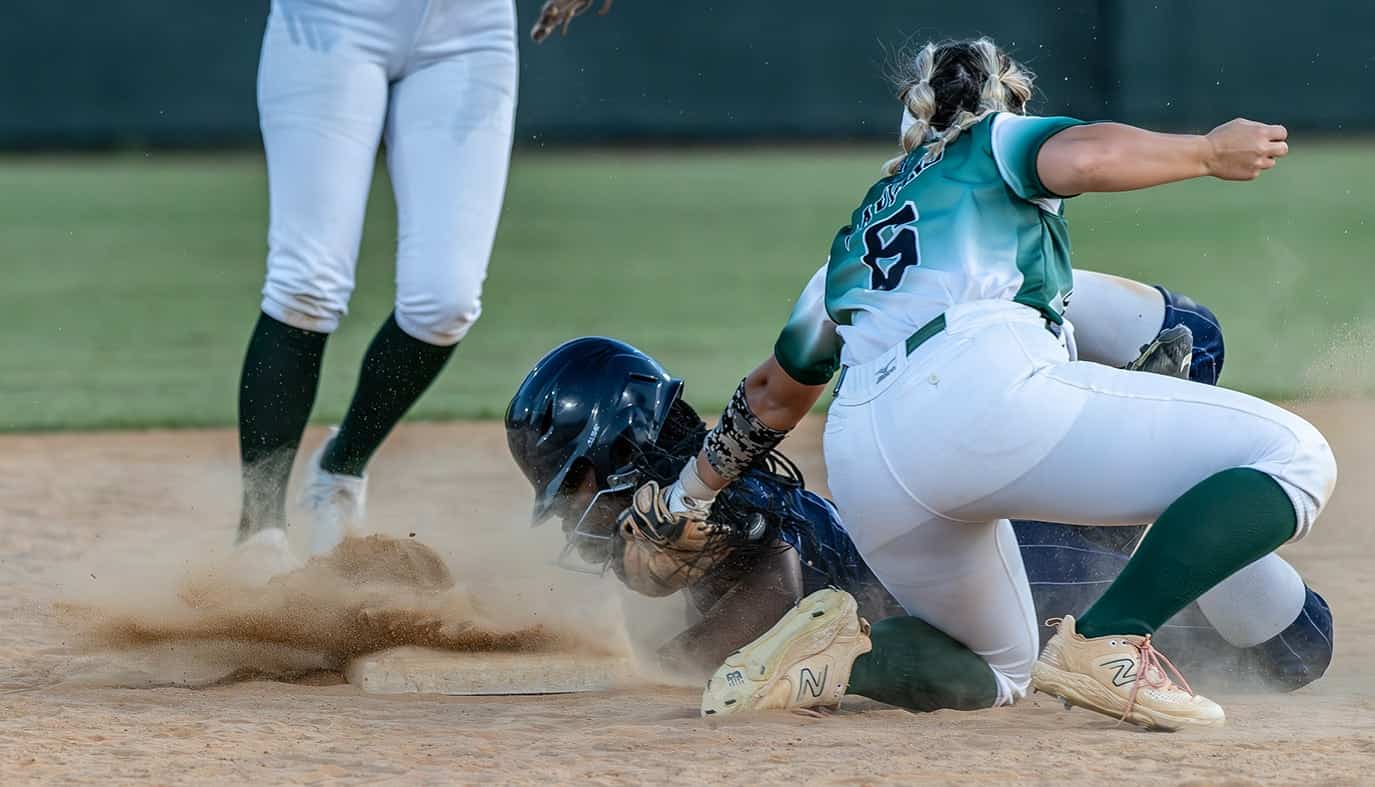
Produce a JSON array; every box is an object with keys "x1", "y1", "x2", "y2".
[
  {"x1": 530, "y1": 0, "x2": 613, "y2": 43},
  {"x1": 1203, "y1": 118, "x2": 1289, "y2": 181},
  {"x1": 614, "y1": 481, "x2": 731, "y2": 597},
  {"x1": 617, "y1": 480, "x2": 707, "y2": 549}
]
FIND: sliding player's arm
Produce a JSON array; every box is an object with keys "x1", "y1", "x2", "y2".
[{"x1": 618, "y1": 264, "x2": 835, "y2": 536}]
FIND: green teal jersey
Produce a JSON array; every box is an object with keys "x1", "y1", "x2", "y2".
[{"x1": 774, "y1": 113, "x2": 1086, "y2": 385}]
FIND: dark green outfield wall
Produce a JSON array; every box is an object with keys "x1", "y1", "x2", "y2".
[{"x1": 2, "y1": 1, "x2": 1369, "y2": 147}]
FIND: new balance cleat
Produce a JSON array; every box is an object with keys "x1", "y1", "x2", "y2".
[
  {"x1": 1033, "y1": 615, "x2": 1224, "y2": 731},
  {"x1": 701, "y1": 588, "x2": 871, "y2": 717}
]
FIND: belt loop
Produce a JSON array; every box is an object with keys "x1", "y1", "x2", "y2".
[{"x1": 904, "y1": 313, "x2": 948, "y2": 356}]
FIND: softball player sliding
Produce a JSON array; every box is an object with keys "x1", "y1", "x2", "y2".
[
  {"x1": 234, "y1": 0, "x2": 609, "y2": 570},
  {"x1": 620, "y1": 39, "x2": 1335, "y2": 730},
  {"x1": 505, "y1": 323, "x2": 1333, "y2": 697}
]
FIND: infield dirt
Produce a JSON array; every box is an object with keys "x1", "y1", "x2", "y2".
[{"x1": 2, "y1": 405, "x2": 1372, "y2": 784}]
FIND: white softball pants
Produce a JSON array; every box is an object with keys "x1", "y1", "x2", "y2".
[
  {"x1": 824, "y1": 300, "x2": 1336, "y2": 705},
  {"x1": 257, "y1": 0, "x2": 517, "y2": 345}
]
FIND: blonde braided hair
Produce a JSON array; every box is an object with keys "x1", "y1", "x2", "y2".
[{"x1": 883, "y1": 38, "x2": 1036, "y2": 176}]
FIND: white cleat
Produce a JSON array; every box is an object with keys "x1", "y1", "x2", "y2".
[
  {"x1": 300, "y1": 427, "x2": 368, "y2": 556},
  {"x1": 701, "y1": 588, "x2": 871, "y2": 717},
  {"x1": 230, "y1": 527, "x2": 302, "y2": 586}
]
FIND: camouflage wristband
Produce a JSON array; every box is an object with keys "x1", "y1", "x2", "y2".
[{"x1": 703, "y1": 379, "x2": 789, "y2": 483}]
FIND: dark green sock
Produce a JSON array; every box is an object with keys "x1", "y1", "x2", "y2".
[
  {"x1": 321, "y1": 313, "x2": 457, "y2": 477},
  {"x1": 847, "y1": 616, "x2": 999, "y2": 713},
  {"x1": 238, "y1": 313, "x2": 328, "y2": 540},
  {"x1": 1077, "y1": 468, "x2": 1297, "y2": 638}
]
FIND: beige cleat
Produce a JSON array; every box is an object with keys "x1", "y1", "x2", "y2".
[
  {"x1": 701, "y1": 588, "x2": 871, "y2": 717},
  {"x1": 1032, "y1": 615, "x2": 1225, "y2": 731}
]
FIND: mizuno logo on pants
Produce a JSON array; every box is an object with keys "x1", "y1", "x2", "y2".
[{"x1": 875, "y1": 360, "x2": 897, "y2": 383}]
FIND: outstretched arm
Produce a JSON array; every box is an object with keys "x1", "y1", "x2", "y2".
[
  {"x1": 689, "y1": 356, "x2": 827, "y2": 494},
  {"x1": 616, "y1": 355, "x2": 825, "y2": 535},
  {"x1": 1038, "y1": 118, "x2": 1289, "y2": 196},
  {"x1": 618, "y1": 265, "x2": 834, "y2": 533}
]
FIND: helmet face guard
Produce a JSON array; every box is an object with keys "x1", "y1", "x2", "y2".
[
  {"x1": 553, "y1": 469, "x2": 639, "y2": 575},
  {"x1": 505, "y1": 337, "x2": 684, "y2": 562}
]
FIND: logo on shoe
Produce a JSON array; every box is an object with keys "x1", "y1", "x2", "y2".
[
  {"x1": 1100, "y1": 657, "x2": 1138, "y2": 688},
  {"x1": 725, "y1": 670, "x2": 745, "y2": 688},
  {"x1": 797, "y1": 666, "x2": 829, "y2": 700}
]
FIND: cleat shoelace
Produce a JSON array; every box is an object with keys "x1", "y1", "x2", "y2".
[
  {"x1": 1120, "y1": 633, "x2": 1194, "y2": 726},
  {"x1": 1044, "y1": 619, "x2": 1196, "y2": 726}
]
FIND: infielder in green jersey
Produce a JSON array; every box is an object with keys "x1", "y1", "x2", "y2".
[{"x1": 617, "y1": 38, "x2": 1336, "y2": 731}]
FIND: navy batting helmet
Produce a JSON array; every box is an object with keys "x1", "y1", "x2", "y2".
[{"x1": 505, "y1": 337, "x2": 684, "y2": 525}]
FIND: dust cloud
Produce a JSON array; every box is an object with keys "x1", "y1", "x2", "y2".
[
  {"x1": 1303, "y1": 320, "x2": 1375, "y2": 398},
  {"x1": 49, "y1": 527, "x2": 634, "y2": 689}
]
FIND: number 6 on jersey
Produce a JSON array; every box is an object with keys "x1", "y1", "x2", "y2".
[{"x1": 861, "y1": 201, "x2": 920, "y2": 291}]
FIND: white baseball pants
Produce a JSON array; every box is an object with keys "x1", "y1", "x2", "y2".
[
  {"x1": 257, "y1": 0, "x2": 517, "y2": 345},
  {"x1": 823, "y1": 299, "x2": 1336, "y2": 704}
]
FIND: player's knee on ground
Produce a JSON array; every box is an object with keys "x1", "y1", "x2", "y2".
[
  {"x1": 395, "y1": 287, "x2": 482, "y2": 346},
  {"x1": 986, "y1": 632, "x2": 1036, "y2": 705},
  {"x1": 1252, "y1": 587, "x2": 1334, "y2": 691},
  {"x1": 1156, "y1": 285, "x2": 1225, "y2": 384},
  {"x1": 261, "y1": 251, "x2": 354, "y2": 334},
  {"x1": 1003, "y1": 666, "x2": 1033, "y2": 703},
  {"x1": 1262, "y1": 414, "x2": 1337, "y2": 542}
]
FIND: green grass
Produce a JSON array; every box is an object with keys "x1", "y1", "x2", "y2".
[{"x1": 2, "y1": 143, "x2": 1373, "y2": 431}]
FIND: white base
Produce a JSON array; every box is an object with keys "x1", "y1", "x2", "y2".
[{"x1": 345, "y1": 647, "x2": 633, "y2": 696}]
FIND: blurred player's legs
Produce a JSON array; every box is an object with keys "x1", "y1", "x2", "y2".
[
  {"x1": 239, "y1": 5, "x2": 390, "y2": 543},
  {"x1": 308, "y1": 0, "x2": 517, "y2": 554},
  {"x1": 388, "y1": 50, "x2": 516, "y2": 347},
  {"x1": 240, "y1": 0, "x2": 516, "y2": 555}
]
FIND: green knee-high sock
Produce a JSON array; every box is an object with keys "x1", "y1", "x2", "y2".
[
  {"x1": 238, "y1": 313, "x2": 328, "y2": 541},
  {"x1": 321, "y1": 313, "x2": 457, "y2": 477},
  {"x1": 847, "y1": 616, "x2": 999, "y2": 713},
  {"x1": 1076, "y1": 468, "x2": 1297, "y2": 639}
]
